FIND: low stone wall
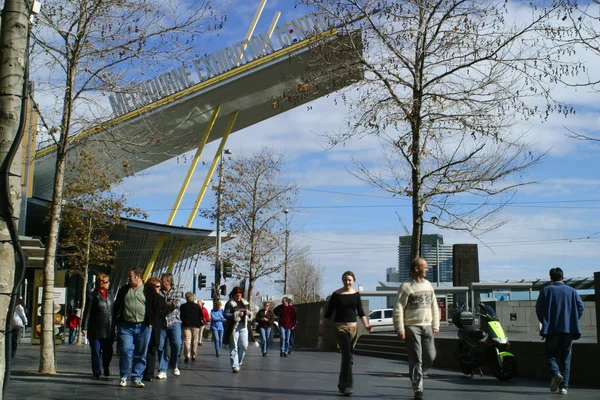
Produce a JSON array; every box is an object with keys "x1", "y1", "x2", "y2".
[
  {"x1": 293, "y1": 300, "x2": 369, "y2": 351},
  {"x1": 496, "y1": 301, "x2": 596, "y2": 334},
  {"x1": 435, "y1": 337, "x2": 599, "y2": 387}
]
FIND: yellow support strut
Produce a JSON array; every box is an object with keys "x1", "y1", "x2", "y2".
[
  {"x1": 166, "y1": 111, "x2": 238, "y2": 272},
  {"x1": 143, "y1": 105, "x2": 221, "y2": 281}
]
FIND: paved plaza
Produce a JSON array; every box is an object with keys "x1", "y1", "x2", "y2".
[{"x1": 6, "y1": 339, "x2": 599, "y2": 400}]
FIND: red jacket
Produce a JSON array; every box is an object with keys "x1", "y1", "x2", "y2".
[
  {"x1": 201, "y1": 307, "x2": 210, "y2": 325},
  {"x1": 277, "y1": 305, "x2": 296, "y2": 329},
  {"x1": 66, "y1": 314, "x2": 81, "y2": 329}
]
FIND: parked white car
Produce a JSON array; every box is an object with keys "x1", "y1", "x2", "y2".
[{"x1": 368, "y1": 308, "x2": 394, "y2": 332}]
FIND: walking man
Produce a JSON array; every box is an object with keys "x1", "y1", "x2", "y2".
[
  {"x1": 113, "y1": 268, "x2": 153, "y2": 388},
  {"x1": 157, "y1": 272, "x2": 183, "y2": 379},
  {"x1": 536, "y1": 267, "x2": 584, "y2": 395},
  {"x1": 393, "y1": 257, "x2": 439, "y2": 400}
]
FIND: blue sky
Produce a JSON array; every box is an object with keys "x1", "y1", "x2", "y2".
[{"x1": 111, "y1": 0, "x2": 600, "y2": 300}]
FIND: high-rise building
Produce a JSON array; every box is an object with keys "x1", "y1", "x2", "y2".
[
  {"x1": 398, "y1": 234, "x2": 453, "y2": 283},
  {"x1": 386, "y1": 267, "x2": 400, "y2": 283}
]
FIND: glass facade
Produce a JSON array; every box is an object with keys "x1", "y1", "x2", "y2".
[{"x1": 397, "y1": 234, "x2": 453, "y2": 283}]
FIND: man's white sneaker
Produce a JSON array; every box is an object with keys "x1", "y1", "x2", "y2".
[
  {"x1": 550, "y1": 374, "x2": 563, "y2": 392},
  {"x1": 119, "y1": 378, "x2": 127, "y2": 387},
  {"x1": 559, "y1": 388, "x2": 568, "y2": 395},
  {"x1": 173, "y1": 368, "x2": 181, "y2": 376},
  {"x1": 132, "y1": 380, "x2": 145, "y2": 388},
  {"x1": 156, "y1": 371, "x2": 167, "y2": 379}
]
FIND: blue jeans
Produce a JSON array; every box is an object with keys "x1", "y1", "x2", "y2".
[
  {"x1": 69, "y1": 328, "x2": 78, "y2": 344},
  {"x1": 117, "y1": 323, "x2": 152, "y2": 381},
  {"x1": 211, "y1": 327, "x2": 224, "y2": 354},
  {"x1": 259, "y1": 327, "x2": 271, "y2": 353},
  {"x1": 546, "y1": 333, "x2": 573, "y2": 390},
  {"x1": 89, "y1": 337, "x2": 114, "y2": 377},
  {"x1": 279, "y1": 326, "x2": 292, "y2": 354},
  {"x1": 230, "y1": 325, "x2": 248, "y2": 369},
  {"x1": 159, "y1": 322, "x2": 182, "y2": 373}
]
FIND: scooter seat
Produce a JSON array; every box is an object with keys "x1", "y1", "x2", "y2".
[{"x1": 462, "y1": 326, "x2": 487, "y2": 340}]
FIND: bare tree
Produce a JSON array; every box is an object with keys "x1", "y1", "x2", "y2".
[
  {"x1": 31, "y1": 0, "x2": 227, "y2": 373},
  {"x1": 287, "y1": 252, "x2": 323, "y2": 304},
  {"x1": 0, "y1": 0, "x2": 32, "y2": 394},
  {"x1": 206, "y1": 147, "x2": 297, "y2": 309},
  {"x1": 59, "y1": 150, "x2": 147, "y2": 345},
  {"x1": 303, "y1": 0, "x2": 575, "y2": 259},
  {"x1": 557, "y1": 1, "x2": 600, "y2": 143}
]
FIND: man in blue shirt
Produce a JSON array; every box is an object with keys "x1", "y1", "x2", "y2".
[{"x1": 535, "y1": 268, "x2": 584, "y2": 396}]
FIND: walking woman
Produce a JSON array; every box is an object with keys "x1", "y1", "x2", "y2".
[
  {"x1": 224, "y1": 287, "x2": 252, "y2": 373},
  {"x1": 319, "y1": 271, "x2": 373, "y2": 396},
  {"x1": 210, "y1": 300, "x2": 226, "y2": 357},
  {"x1": 142, "y1": 277, "x2": 168, "y2": 382},
  {"x1": 82, "y1": 273, "x2": 114, "y2": 379},
  {"x1": 255, "y1": 301, "x2": 275, "y2": 356}
]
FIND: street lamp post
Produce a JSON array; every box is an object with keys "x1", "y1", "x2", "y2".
[
  {"x1": 215, "y1": 149, "x2": 231, "y2": 301},
  {"x1": 283, "y1": 208, "x2": 289, "y2": 294}
]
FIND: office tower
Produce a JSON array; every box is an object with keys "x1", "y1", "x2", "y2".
[{"x1": 397, "y1": 234, "x2": 453, "y2": 283}]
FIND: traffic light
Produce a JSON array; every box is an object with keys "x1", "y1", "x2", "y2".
[
  {"x1": 220, "y1": 284, "x2": 227, "y2": 296},
  {"x1": 198, "y1": 273, "x2": 207, "y2": 289},
  {"x1": 222, "y1": 259, "x2": 233, "y2": 279}
]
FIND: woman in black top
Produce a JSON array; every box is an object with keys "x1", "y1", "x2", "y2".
[{"x1": 319, "y1": 271, "x2": 373, "y2": 396}]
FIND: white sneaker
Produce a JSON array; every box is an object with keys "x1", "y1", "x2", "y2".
[
  {"x1": 119, "y1": 378, "x2": 127, "y2": 387},
  {"x1": 173, "y1": 368, "x2": 180, "y2": 376},
  {"x1": 132, "y1": 380, "x2": 145, "y2": 388},
  {"x1": 156, "y1": 371, "x2": 167, "y2": 379},
  {"x1": 550, "y1": 374, "x2": 563, "y2": 392},
  {"x1": 559, "y1": 388, "x2": 568, "y2": 395}
]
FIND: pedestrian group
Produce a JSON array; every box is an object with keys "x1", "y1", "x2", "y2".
[{"x1": 70, "y1": 263, "x2": 584, "y2": 398}]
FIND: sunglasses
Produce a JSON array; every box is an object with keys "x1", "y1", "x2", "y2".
[
  {"x1": 101, "y1": 281, "x2": 110, "y2": 284},
  {"x1": 154, "y1": 285, "x2": 161, "y2": 288}
]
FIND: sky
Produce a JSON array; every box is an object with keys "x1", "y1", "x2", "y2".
[{"x1": 35, "y1": 0, "x2": 600, "y2": 301}]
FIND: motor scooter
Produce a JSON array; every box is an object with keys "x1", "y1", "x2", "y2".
[{"x1": 452, "y1": 303, "x2": 517, "y2": 381}]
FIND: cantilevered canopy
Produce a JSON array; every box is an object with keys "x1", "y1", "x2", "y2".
[
  {"x1": 33, "y1": 31, "x2": 363, "y2": 199},
  {"x1": 25, "y1": 197, "x2": 220, "y2": 286}
]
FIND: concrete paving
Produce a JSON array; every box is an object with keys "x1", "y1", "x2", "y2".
[{"x1": 6, "y1": 339, "x2": 599, "y2": 400}]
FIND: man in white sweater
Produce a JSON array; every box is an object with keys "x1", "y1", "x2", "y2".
[{"x1": 393, "y1": 257, "x2": 439, "y2": 400}]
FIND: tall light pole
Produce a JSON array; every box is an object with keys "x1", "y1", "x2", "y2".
[
  {"x1": 214, "y1": 149, "x2": 231, "y2": 301},
  {"x1": 283, "y1": 208, "x2": 289, "y2": 295}
]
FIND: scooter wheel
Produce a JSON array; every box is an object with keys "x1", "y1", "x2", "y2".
[{"x1": 493, "y1": 356, "x2": 517, "y2": 381}]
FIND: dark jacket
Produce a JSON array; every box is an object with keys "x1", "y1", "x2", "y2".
[
  {"x1": 180, "y1": 301, "x2": 203, "y2": 328},
  {"x1": 144, "y1": 285, "x2": 169, "y2": 345},
  {"x1": 255, "y1": 308, "x2": 275, "y2": 328},
  {"x1": 113, "y1": 284, "x2": 163, "y2": 328},
  {"x1": 536, "y1": 281, "x2": 584, "y2": 339},
  {"x1": 82, "y1": 289, "x2": 114, "y2": 340},
  {"x1": 274, "y1": 304, "x2": 296, "y2": 329}
]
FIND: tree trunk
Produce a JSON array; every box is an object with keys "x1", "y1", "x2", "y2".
[
  {"x1": 77, "y1": 224, "x2": 92, "y2": 345},
  {"x1": 40, "y1": 66, "x2": 76, "y2": 373},
  {"x1": 0, "y1": 0, "x2": 29, "y2": 392},
  {"x1": 76, "y1": 264, "x2": 88, "y2": 345}
]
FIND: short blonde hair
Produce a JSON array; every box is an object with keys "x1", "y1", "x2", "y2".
[
  {"x1": 185, "y1": 292, "x2": 195, "y2": 302},
  {"x1": 96, "y1": 273, "x2": 109, "y2": 285}
]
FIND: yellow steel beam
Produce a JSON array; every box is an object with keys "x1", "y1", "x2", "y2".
[
  {"x1": 236, "y1": 0, "x2": 268, "y2": 66},
  {"x1": 166, "y1": 105, "x2": 221, "y2": 225},
  {"x1": 143, "y1": 235, "x2": 167, "y2": 281},
  {"x1": 143, "y1": 105, "x2": 221, "y2": 280},
  {"x1": 166, "y1": 112, "x2": 239, "y2": 273},
  {"x1": 166, "y1": 241, "x2": 185, "y2": 274},
  {"x1": 186, "y1": 111, "x2": 238, "y2": 227}
]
